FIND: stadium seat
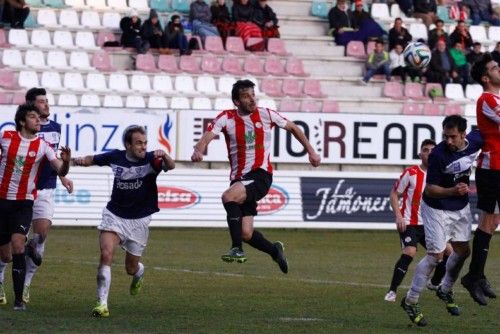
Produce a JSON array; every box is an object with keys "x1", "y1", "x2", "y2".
[
  {"x1": 465, "y1": 84, "x2": 482, "y2": 100},
  {"x1": 97, "y1": 30, "x2": 119, "y2": 47},
  {"x1": 44, "y1": 0, "x2": 65, "y2": 8},
  {"x1": 243, "y1": 75, "x2": 263, "y2": 96},
  {"x1": 41, "y1": 71, "x2": 62, "y2": 90},
  {"x1": 322, "y1": 100, "x2": 340, "y2": 113},
  {"x1": 192, "y1": 97, "x2": 213, "y2": 110},
  {"x1": 129, "y1": 0, "x2": 149, "y2": 11},
  {"x1": 383, "y1": 81, "x2": 405, "y2": 99},
  {"x1": 469, "y1": 25, "x2": 488, "y2": 43},
  {"x1": 103, "y1": 95, "x2": 123, "y2": 107},
  {"x1": 201, "y1": 54, "x2": 223, "y2": 74},
  {"x1": 311, "y1": 0, "x2": 330, "y2": 18},
  {"x1": 300, "y1": 99, "x2": 322, "y2": 113},
  {"x1": 58, "y1": 94, "x2": 79, "y2": 106},
  {"x1": 158, "y1": 55, "x2": 181, "y2": 73},
  {"x1": 80, "y1": 94, "x2": 101, "y2": 107},
  {"x1": 59, "y1": 9, "x2": 80, "y2": 28},
  {"x1": 170, "y1": 96, "x2": 190, "y2": 109},
  {"x1": 108, "y1": 0, "x2": 128, "y2": 10},
  {"x1": 102, "y1": 12, "x2": 121, "y2": 29},
  {"x1": 225, "y1": 36, "x2": 246, "y2": 54},
  {"x1": 53, "y1": 30, "x2": 75, "y2": 48},
  {"x1": 26, "y1": 0, "x2": 43, "y2": 6},
  {"x1": 109, "y1": 73, "x2": 130, "y2": 92},
  {"x1": 243, "y1": 56, "x2": 264, "y2": 75},
  {"x1": 445, "y1": 83, "x2": 466, "y2": 100},
  {"x1": 31, "y1": 29, "x2": 52, "y2": 48},
  {"x1": 148, "y1": 96, "x2": 168, "y2": 109},
  {"x1": 366, "y1": 40, "x2": 376, "y2": 55},
  {"x1": 179, "y1": 56, "x2": 202, "y2": 74},
  {"x1": 37, "y1": 9, "x2": 58, "y2": 27},
  {"x1": 175, "y1": 75, "x2": 196, "y2": 94},
  {"x1": 19, "y1": 70, "x2": 40, "y2": 88},
  {"x1": 258, "y1": 98, "x2": 277, "y2": 110},
  {"x1": 81, "y1": 11, "x2": 102, "y2": 29},
  {"x1": 75, "y1": 31, "x2": 97, "y2": 49},
  {"x1": 464, "y1": 103, "x2": 475, "y2": 117},
  {"x1": 130, "y1": 74, "x2": 152, "y2": 92},
  {"x1": 282, "y1": 78, "x2": 304, "y2": 97},
  {"x1": 246, "y1": 37, "x2": 264, "y2": 51},
  {"x1": 444, "y1": 103, "x2": 463, "y2": 115},
  {"x1": 404, "y1": 82, "x2": 430, "y2": 101},
  {"x1": 8, "y1": 29, "x2": 29, "y2": 47},
  {"x1": 0, "y1": 29, "x2": 8, "y2": 48},
  {"x1": 218, "y1": 75, "x2": 237, "y2": 93},
  {"x1": 171, "y1": 0, "x2": 190, "y2": 13},
  {"x1": 346, "y1": 41, "x2": 366, "y2": 58},
  {"x1": 279, "y1": 99, "x2": 300, "y2": 112},
  {"x1": 261, "y1": 78, "x2": 284, "y2": 97},
  {"x1": 422, "y1": 103, "x2": 441, "y2": 116},
  {"x1": 267, "y1": 38, "x2": 289, "y2": 56},
  {"x1": 489, "y1": 26, "x2": 500, "y2": 41},
  {"x1": 402, "y1": 102, "x2": 422, "y2": 115},
  {"x1": 436, "y1": 5, "x2": 455, "y2": 23},
  {"x1": 409, "y1": 23, "x2": 428, "y2": 41},
  {"x1": 0, "y1": 92, "x2": 13, "y2": 105},
  {"x1": 65, "y1": 0, "x2": 86, "y2": 8},
  {"x1": 87, "y1": 72, "x2": 108, "y2": 91},
  {"x1": 70, "y1": 51, "x2": 92, "y2": 69},
  {"x1": 47, "y1": 50, "x2": 70, "y2": 69},
  {"x1": 92, "y1": 52, "x2": 115, "y2": 71},
  {"x1": 285, "y1": 57, "x2": 309, "y2": 77},
  {"x1": 264, "y1": 57, "x2": 286, "y2": 76},
  {"x1": 126, "y1": 95, "x2": 146, "y2": 108},
  {"x1": 24, "y1": 12, "x2": 39, "y2": 28},
  {"x1": 204, "y1": 36, "x2": 225, "y2": 54},
  {"x1": 12, "y1": 92, "x2": 26, "y2": 104},
  {"x1": 25, "y1": 50, "x2": 47, "y2": 69},
  {"x1": 425, "y1": 83, "x2": 448, "y2": 102},
  {"x1": 153, "y1": 75, "x2": 174, "y2": 93},
  {"x1": 2, "y1": 49, "x2": 23, "y2": 67},
  {"x1": 136, "y1": 53, "x2": 159, "y2": 72},
  {"x1": 214, "y1": 97, "x2": 234, "y2": 110},
  {"x1": 194, "y1": 75, "x2": 217, "y2": 95},
  {"x1": 86, "y1": 0, "x2": 107, "y2": 9},
  {"x1": 371, "y1": 3, "x2": 390, "y2": 20},
  {"x1": 222, "y1": 55, "x2": 244, "y2": 75},
  {"x1": 0, "y1": 70, "x2": 19, "y2": 89},
  {"x1": 150, "y1": 0, "x2": 170, "y2": 12},
  {"x1": 303, "y1": 79, "x2": 326, "y2": 98},
  {"x1": 390, "y1": 3, "x2": 408, "y2": 19}
]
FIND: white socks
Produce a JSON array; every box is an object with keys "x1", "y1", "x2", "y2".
[
  {"x1": 96, "y1": 265, "x2": 111, "y2": 305},
  {"x1": 406, "y1": 255, "x2": 439, "y2": 304},
  {"x1": 134, "y1": 262, "x2": 144, "y2": 278},
  {"x1": 0, "y1": 260, "x2": 6, "y2": 283},
  {"x1": 440, "y1": 252, "x2": 466, "y2": 293},
  {"x1": 25, "y1": 234, "x2": 46, "y2": 286}
]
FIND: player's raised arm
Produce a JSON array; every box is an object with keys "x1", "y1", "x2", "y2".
[
  {"x1": 153, "y1": 150, "x2": 175, "y2": 171},
  {"x1": 49, "y1": 146, "x2": 71, "y2": 177},
  {"x1": 71, "y1": 155, "x2": 95, "y2": 167},
  {"x1": 283, "y1": 120, "x2": 321, "y2": 167},
  {"x1": 191, "y1": 131, "x2": 217, "y2": 162}
]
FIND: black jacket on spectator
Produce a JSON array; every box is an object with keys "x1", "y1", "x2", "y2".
[
  {"x1": 493, "y1": 50, "x2": 500, "y2": 64},
  {"x1": 449, "y1": 30, "x2": 473, "y2": 50},
  {"x1": 211, "y1": 3, "x2": 231, "y2": 23},
  {"x1": 253, "y1": 3, "x2": 278, "y2": 27},
  {"x1": 428, "y1": 29, "x2": 450, "y2": 49},
  {"x1": 466, "y1": 51, "x2": 483, "y2": 64},
  {"x1": 328, "y1": 6, "x2": 354, "y2": 32},
  {"x1": 427, "y1": 49, "x2": 456, "y2": 85},
  {"x1": 388, "y1": 27, "x2": 412, "y2": 50},
  {"x1": 120, "y1": 16, "x2": 142, "y2": 47},
  {"x1": 413, "y1": 0, "x2": 436, "y2": 14},
  {"x1": 232, "y1": 2, "x2": 254, "y2": 22},
  {"x1": 141, "y1": 11, "x2": 164, "y2": 48}
]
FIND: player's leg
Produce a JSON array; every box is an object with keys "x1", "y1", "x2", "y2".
[
  {"x1": 428, "y1": 243, "x2": 452, "y2": 290},
  {"x1": 125, "y1": 252, "x2": 144, "y2": 296},
  {"x1": 221, "y1": 182, "x2": 247, "y2": 262},
  {"x1": 0, "y1": 239, "x2": 12, "y2": 305},
  {"x1": 122, "y1": 215, "x2": 150, "y2": 296}
]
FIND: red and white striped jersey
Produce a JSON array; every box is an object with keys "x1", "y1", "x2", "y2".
[
  {"x1": 476, "y1": 92, "x2": 500, "y2": 170},
  {"x1": 0, "y1": 131, "x2": 57, "y2": 201},
  {"x1": 394, "y1": 165, "x2": 426, "y2": 226},
  {"x1": 208, "y1": 107, "x2": 288, "y2": 180}
]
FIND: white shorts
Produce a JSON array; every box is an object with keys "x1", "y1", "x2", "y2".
[
  {"x1": 422, "y1": 201, "x2": 472, "y2": 254},
  {"x1": 98, "y1": 207, "x2": 151, "y2": 257},
  {"x1": 32, "y1": 188, "x2": 55, "y2": 221}
]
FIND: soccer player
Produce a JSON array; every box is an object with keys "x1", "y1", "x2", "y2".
[
  {"x1": 461, "y1": 53, "x2": 500, "y2": 306},
  {"x1": 0, "y1": 104, "x2": 70, "y2": 310},
  {"x1": 385, "y1": 139, "x2": 451, "y2": 302},
  {"x1": 191, "y1": 79, "x2": 321, "y2": 273},
  {"x1": 401, "y1": 115, "x2": 483, "y2": 327},
  {"x1": 71, "y1": 125, "x2": 175, "y2": 318}
]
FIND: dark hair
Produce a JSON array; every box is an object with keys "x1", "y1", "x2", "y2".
[
  {"x1": 442, "y1": 115, "x2": 467, "y2": 133},
  {"x1": 15, "y1": 103, "x2": 40, "y2": 131},
  {"x1": 231, "y1": 79, "x2": 255, "y2": 103},
  {"x1": 170, "y1": 14, "x2": 180, "y2": 22},
  {"x1": 457, "y1": 19, "x2": 465, "y2": 24},
  {"x1": 473, "y1": 42, "x2": 481, "y2": 47},
  {"x1": 25, "y1": 87, "x2": 46, "y2": 102},
  {"x1": 471, "y1": 52, "x2": 493, "y2": 87},
  {"x1": 420, "y1": 139, "x2": 436, "y2": 148},
  {"x1": 375, "y1": 39, "x2": 384, "y2": 46},
  {"x1": 122, "y1": 125, "x2": 146, "y2": 146},
  {"x1": 394, "y1": 17, "x2": 402, "y2": 22},
  {"x1": 436, "y1": 19, "x2": 444, "y2": 24}
]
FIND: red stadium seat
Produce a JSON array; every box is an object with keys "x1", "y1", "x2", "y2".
[
  {"x1": 12, "y1": 92, "x2": 26, "y2": 104},
  {"x1": 221, "y1": 55, "x2": 244, "y2": 75},
  {"x1": 322, "y1": 100, "x2": 340, "y2": 113},
  {"x1": 0, "y1": 92, "x2": 12, "y2": 104},
  {"x1": 303, "y1": 79, "x2": 326, "y2": 98},
  {"x1": 422, "y1": 103, "x2": 441, "y2": 116},
  {"x1": 201, "y1": 54, "x2": 223, "y2": 74},
  {"x1": 179, "y1": 55, "x2": 202, "y2": 74},
  {"x1": 225, "y1": 36, "x2": 246, "y2": 54},
  {"x1": 97, "y1": 30, "x2": 119, "y2": 49},
  {"x1": 279, "y1": 99, "x2": 300, "y2": 112},
  {"x1": 444, "y1": 103, "x2": 463, "y2": 115},
  {"x1": 282, "y1": 78, "x2": 304, "y2": 97},
  {"x1": 0, "y1": 70, "x2": 20, "y2": 89},
  {"x1": 366, "y1": 41, "x2": 376, "y2": 55},
  {"x1": 383, "y1": 81, "x2": 405, "y2": 100},
  {"x1": 300, "y1": 99, "x2": 322, "y2": 113},
  {"x1": 402, "y1": 102, "x2": 422, "y2": 115},
  {"x1": 261, "y1": 78, "x2": 284, "y2": 97},
  {"x1": 0, "y1": 29, "x2": 9, "y2": 47},
  {"x1": 346, "y1": 41, "x2": 366, "y2": 58},
  {"x1": 136, "y1": 54, "x2": 159, "y2": 73},
  {"x1": 204, "y1": 35, "x2": 225, "y2": 54},
  {"x1": 285, "y1": 57, "x2": 309, "y2": 77},
  {"x1": 267, "y1": 38, "x2": 289, "y2": 56},
  {"x1": 404, "y1": 82, "x2": 430, "y2": 101},
  {"x1": 92, "y1": 52, "x2": 115, "y2": 72},
  {"x1": 264, "y1": 57, "x2": 286, "y2": 76},
  {"x1": 158, "y1": 55, "x2": 181, "y2": 73},
  {"x1": 243, "y1": 56, "x2": 264, "y2": 75}
]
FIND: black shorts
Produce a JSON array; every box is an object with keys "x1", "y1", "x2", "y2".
[
  {"x1": 230, "y1": 169, "x2": 272, "y2": 217},
  {"x1": 0, "y1": 199, "x2": 33, "y2": 246},
  {"x1": 476, "y1": 168, "x2": 500, "y2": 214},
  {"x1": 399, "y1": 225, "x2": 426, "y2": 249}
]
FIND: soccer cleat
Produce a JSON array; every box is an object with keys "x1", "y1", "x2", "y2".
[
  {"x1": 221, "y1": 247, "x2": 247, "y2": 263},
  {"x1": 384, "y1": 290, "x2": 397, "y2": 302},
  {"x1": 461, "y1": 274, "x2": 488, "y2": 306},
  {"x1": 0, "y1": 283, "x2": 6, "y2": 305},
  {"x1": 436, "y1": 287, "x2": 460, "y2": 315},
  {"x1": 426, "y1": 279, "x2": 439, "y2": 291},
  {"x1": 25, "y1": 242, "x2": 42, "y2": 267},
  {"x1": 13, "y1": 300, "x2": 26, "y2": 311},
  {"x1": 91, "y1": 302, "x2": 110, "y2": 318},
  {"x1": 130, "y1": 275, "x2": 144, "y2": 296},
  {"x1": 479, "y1": 278, "x2": 497, "y2": 299},
  {"x1": 22, "y1": 285, "x2": 30, "y2": 304},
  {"x1": 400, "y1": 297, "x2": 427, "y2": 327},
  {"x1": 273, "y1": 241, "x2": 288, "y2": 274}
]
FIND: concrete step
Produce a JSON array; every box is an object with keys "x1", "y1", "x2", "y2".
[
  {"x1": 323, "y1": 84, "x2": 382, "y2": 98},
  {"x1": 272, "y1": 1, "x2": 314, "y2": 17},
  {"x1": 303, "y1": 59, "x2": 364, "y2": 77},
  {"x1": 284, "y1": 39, "x2": 345, "y2": 57}
]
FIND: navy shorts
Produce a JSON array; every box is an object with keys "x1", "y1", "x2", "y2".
[
  {"x1": 0, "y1": 199, "x2": 33, "y2": 245},
  {"x1": 399, "y1": 225, "x2": 426, "y2": 249},
  {"x1": 230, "y1": 169, "x2": 272, "y2": 217}
]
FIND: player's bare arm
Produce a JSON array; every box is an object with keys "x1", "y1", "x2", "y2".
[
  {"x1": 191, "y1": 131, "x2": 217, "y2": 162},
  {"x1": 389, "y1": 187, "x2": 406, "y2": 233},
  {"x1": 284, "y1": 120, "x2": 321, "y2": 167},
  {"x1": 50, "y1": 146, "x2": 71, "y2": 177},
  {"x1": 153, "y1": 150, "x2": 175, "y2": 171},
  {"x1": 71, "y1": 155, "x2": 95, "y2": 167},
  {"x1": 425, "y1": 182, "x2": 469, "y2": 198},
  {"x1": 59, "y1": 176, "x2": 74, "y2": 194}
]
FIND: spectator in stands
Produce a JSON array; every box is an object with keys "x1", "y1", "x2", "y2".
[
  {"x1": 449, "y1": 20, "x2": 473, "y2": 51},
  {"x1": 428, "y1": 19, "x2": 449, "y2": 50},
  {"x1": 362, "y1": 40, "x2": 391, "y2": 84},
  {"x1": 352, "y1": 0, "x2": 370, "y2": 29},
  {"x1": 328, "y1": 0, "x2": 355, "y2": 38},
  {"x1": 396, "y1": 0, "x2": 414, "y2": 17},
  {"x1": 426, "y1": 40, "x2": 459, "y2": 89},
  {"x1": 164, "y1": 14, "x2": 192, "y2": 55},
  {"x1": 141, "y1": 10, "x2": 165, "y2": 50},
  {"x1": 462, "y1": 0, "x2": 500, "y2": 26},
  {"x1": 232, "y1": 0, "x2": 264, "y2": 51},
  {"x1": 467, "y1": 42, "x2": 483, "y2": 65},
  {"x1": 2, "y1": 0, "x2": 30, "y2": 29},
  {"x1": 253, "y1": 0, "x2": 280, "y2": 39},
  {"x1": 492, "y1": 42, "x2": 500, "y2": 64},
  {"x1": 390, "y1": 43, "x2": 421, "y2": 83},
  {"x1": 190, "y1": 0, "x2": 220, "y2": 43},
  {"x1": 211, "y1": 0, "x2": 233, "y2": 44},
  {"x1": 449, "y1": 41, "x2": 471, "y2": 88},
  {"x1": 388, "y1": 17, "x2": 412, "y2": 50},
  {"x1": 412, "y1": 0, "x2": 437, "y2": 28},
  {"x1": 120, "y1": 9, "x2": 149, "y2": 54}
]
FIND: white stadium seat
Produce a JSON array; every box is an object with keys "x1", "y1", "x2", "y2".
[
  {"x1": 25, "y1": 50, "x2": 47, "y2": 69},
  {"x1": 37, "y1": 9, "x2": 58, "y2": 27},
  {"x1": 174, "y1": 75, "x2": 196, "y2": 94},
  {"x1": 86, "y1": 73, "x2": 108, "y2": 91},
  {"x1": 86, "y1": 0, "x2": 107, "y2": 9},
  {"x1": 58, "y1": 93, "x2": 79, "y2": 106},
  {"x1": 469, "y1": 25, "x2": 488, "y2": 43},
  {"x1": 46, "y1": 93, "x2": 56, "y2": 106},
  {"x1": 8, "y1": 29, "x2": 29, "y2": 46},
  {"x1": 108, "y1": 0, "x2": 128, "y2": 10},
  {"x1": 70, "y1": 51, "x2": 92, "y2": 69},
  {"x1": 2, "y1": 49, "x2": 23, "y2": 67},
  {"x1": 59, "y1": 9, "x2": 80, "y2": 28},
  {"x1": 170, "y1": 96, "x2": 190, "y2": 109},
  {"x1": 102, "y1": 12, "x2": 121, "y2": 29},
  {"x1": 130, "y1": 74, "x2": 152, "y2": 92},
  {"x1": 53, "y1": 30, "x2": 75, "y2": 48},
  {"x1": 47, "y1": 50, "x2": 70, "y2": 69},
  {"x1": 465, "y1": 84, "x2": 482, "y2": 100},
  {"x1": 152, "y1": 75, "x2": 174, "y2": 93},
  {"x1": 445, "y1": 83, "x2": 466, "y2": 100},
  {"x1": 371, "y1": 3, "x2": 390, "y2": 20},
  {"x1": 129, "y1": 0, "x2": 149, "y2": 11},
  {"x1": 196, "y1": 75, "x2": 218, "y2": 95},
  {"x1": 19, "y1": 70, "x2": 40, "y2": 88},
  {"x1": 75, "y1": 31, "x2": 97, "y2": 49},
  {"x1": 103, "y1": 94, "x2": 123, "y2": 107},
  {"x1": 41, "y1": 71, "x2": 63, "y2": 90},
  {"x1": 218, "y1": 76, "x2": 237, "y2": 94},
  {"x1": 409, "y1": 23, "x2": 428, "y2": 41},
  {"x1": 214, "y1": 97, "x2": 234, "y2": 110},
  {"x1": 65, "y1": 0, "x2": 86, "y2": 8},
  {"x1": 489, "y1": 26, "x2": 500, "y2": 41},
  {"x1": 31, "y1": 29, "x2": 52, "y2": 48},
  {"x1": 81, "y1": 11, "x2": 102, "y2": 29},
  {"x1": 148, "y1": 96, "x2": 168, "y2": 109},
  {"x1": 109, "y1": 73, "x2": 130, "y2": 92},
  {"x1": 257, "y1": 98, "x2": 277, "y2": 110},
  {"x1": 80, "y1": 94, "x2": 101, "y2": 107},
  {"x1": 125, "y1": 95, "x2": 146, "y2": 108},
  {"x1": 63, "y1": 72, "x2": 85, "y2": 90},
  {"x1": 192, "y1": 97, "x2": 212, "y2": 110}
]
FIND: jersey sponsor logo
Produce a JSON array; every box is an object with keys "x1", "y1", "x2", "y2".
[
  {"x1": 158, "y1": 114, "x2": 173, "y2": 154},
  {"x1": 245, "y1": 131, "x2": 256, "y2": 144},
  {"x1": 157, "y1": 186, "x2": 200, "y2": 209},
  {"x1": 257, "y1": 184, "x2": 289, "y2": 215},
  {"x1": 14, "y1": 155, "x2": 26, "y2": 173},
  {"x1": 116, "y1": 179, "x2": 143, "y2": 190}
]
